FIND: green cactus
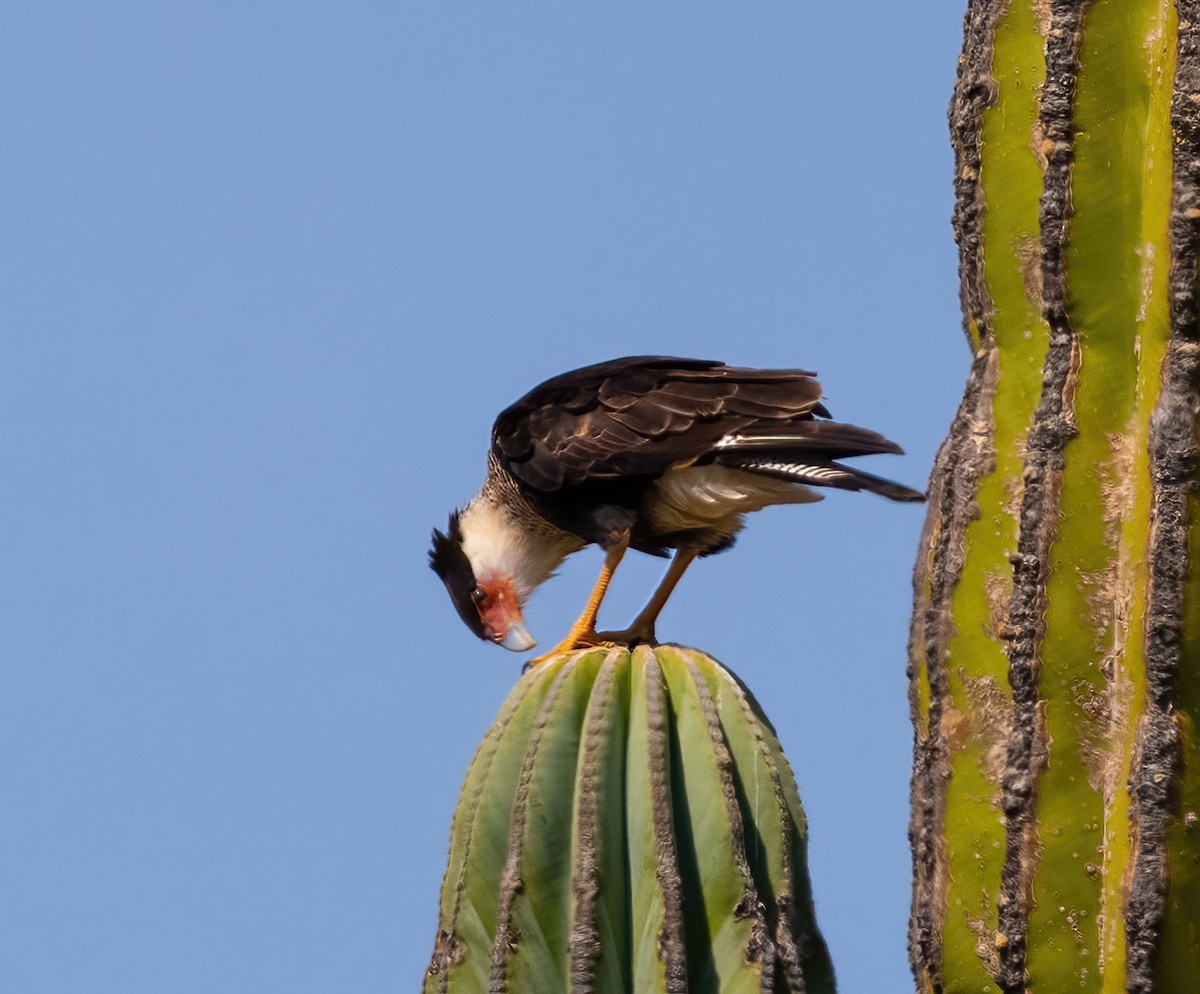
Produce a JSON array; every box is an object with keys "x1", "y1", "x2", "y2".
[
  {"x1": 424, "y1": 645, "x2": 834, "y2": 994},
  {"x1": 909, "y1": 1, "x2": 1200, "y2": 991}
]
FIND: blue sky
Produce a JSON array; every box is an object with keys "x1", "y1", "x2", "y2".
[{"x1": 4, "y1": 4, "x2": 967, "y2": 991}]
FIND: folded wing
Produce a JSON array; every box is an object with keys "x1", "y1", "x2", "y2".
[{"x1": 492, "y1": 356, "x2": 831, "y2": 492}]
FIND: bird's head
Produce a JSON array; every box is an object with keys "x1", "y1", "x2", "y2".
[{"x1": 428, "y1": 511, "x2": 537, "y2": 652}]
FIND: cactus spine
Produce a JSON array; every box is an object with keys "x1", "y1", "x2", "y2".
[
  {"x1": 910, "y1": 1, "x2": 1200, "y2": 992},
  {"x1": 425, "y1": 645, "x2": 834, "y2": 993}
]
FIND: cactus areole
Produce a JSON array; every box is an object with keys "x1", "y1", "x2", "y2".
[
  {"x1": 910, "y1": 1, "x2": 1200, "y2": 991},
  {"x1": 424, "y1": 645, "x2": 835, "y2": 994},
  {"x1": 429, "y1": 356, "x2": 924, "y2": 660}
]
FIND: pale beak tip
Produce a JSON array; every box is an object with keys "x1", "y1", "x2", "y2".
[{"x1": 500, "y1": 622, "x2": 537, "y2": 653}]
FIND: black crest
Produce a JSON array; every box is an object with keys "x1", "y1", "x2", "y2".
[{"x1": 428, "y1": 511, "x2": 486, "y2": 640}]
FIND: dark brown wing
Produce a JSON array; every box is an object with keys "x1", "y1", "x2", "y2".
[{"x1": 491, "y1": 356, "x2": 830, "y2": 492}]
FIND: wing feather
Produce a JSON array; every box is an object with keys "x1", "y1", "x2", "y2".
[
  {"x1": 719, "y1": 420, "x2": 904, "y2": 458},
  {"x1": 606, "y1": 402, "x2": 690, "y2": 437},
  {"x1": 647, "y1": 387, "x2": 729, "y2": 418}
]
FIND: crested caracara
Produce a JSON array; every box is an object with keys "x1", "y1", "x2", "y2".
[{"x1": 429, "y1": 356, "x2": 924, "y2": 658}]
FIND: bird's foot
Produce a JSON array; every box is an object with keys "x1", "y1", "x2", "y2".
[
  {"x1": 524, "y1": 624, "x2": 658, "y2": 669},
  {"x1": 525, "y1": 628, "x2": 614, "y2": 668},
  {"x1": 594, "y1": 625, "x2": 658, "y2": 648}
]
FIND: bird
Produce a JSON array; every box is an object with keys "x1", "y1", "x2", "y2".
[{"x1": 429, "y1": 356, "x2": 925, "y2": 660}]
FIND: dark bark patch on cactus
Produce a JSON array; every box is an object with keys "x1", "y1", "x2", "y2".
[
  {"x1": 1127, "y1": 9, "x2": 1200, "y2": 988},
  {"x1": 428, "y1": 929, "x2": 467, "y2": 979},
  {"x1": 1032, "y1": 4, "x2": 1084, "y2": 317},
  {"x1": 949, "y1": 0, "x2": 1004, "y2": 346}
]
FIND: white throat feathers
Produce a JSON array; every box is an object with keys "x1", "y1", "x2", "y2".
[{"x1": 457, "y1": 498, "x2": 579, "y2": 602}]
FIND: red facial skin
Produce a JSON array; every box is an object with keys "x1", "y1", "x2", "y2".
[{"x1": 475, "y1": 577, "x2": 523, "y2": 644}]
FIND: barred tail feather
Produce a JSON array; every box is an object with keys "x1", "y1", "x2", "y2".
[{"x1": 717, "y1": 453, "x2": 926, "y2": 503}]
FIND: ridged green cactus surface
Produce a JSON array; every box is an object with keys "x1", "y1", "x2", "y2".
[
  {"x1": 910, "y1": 2, "x2": 1200, "y2": 992},
  {"x1": 425, "y1": 645, "x2": 834, "y2": 994}
]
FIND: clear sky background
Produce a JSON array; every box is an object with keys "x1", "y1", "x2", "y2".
[{"x1": 4, "y1": 4, "x2": 969, "y2": 991}]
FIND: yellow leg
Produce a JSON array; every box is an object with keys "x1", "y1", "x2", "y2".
[
  {"x1": 528, "y1": 540, "x2": 628, "y2": 664},
  {"x1": 597, "y1": 549, "x2": 698, "y2": 647}
]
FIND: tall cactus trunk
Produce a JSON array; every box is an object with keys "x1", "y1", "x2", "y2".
[
  {"x1": 909, "y1": 2, "x2": 1200, "y2": 992},
  {"x1": 425, "y1": 646, "x2": 835, "y2": 994}
]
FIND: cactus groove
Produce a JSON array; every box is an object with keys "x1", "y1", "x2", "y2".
[
  {"x1": 911, "y1": 1, "x2": 1200, "y2": 992},
  {"x1": 425, "y1": 645, "x2": 835, "y2": 994}
]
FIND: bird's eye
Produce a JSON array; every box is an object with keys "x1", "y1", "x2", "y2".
[{"x1": 471, "y1": 587, "x2": 490, "y2": 608}]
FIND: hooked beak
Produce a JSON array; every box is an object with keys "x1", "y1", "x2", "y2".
[{"x1": 499, "y1": 620, "x2": 537, "y2": 652}]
